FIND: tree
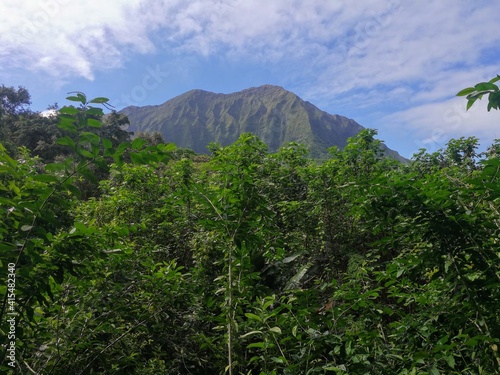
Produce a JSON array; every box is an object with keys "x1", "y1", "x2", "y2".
[
  {"x1": 100, "y1": 111, "x2": 133, "y2": 146},
  {"x1": 0, "y1": 85, "x2": 31, "y2": 117},
  {"x1": 3, "y1": 84, "x2": 500, "y2": 374},
  {"x1": 0, "y1": 85, "x2": 32, "y2": 155},
  {"x1": 134, "y1": 131, "x2": 166, "y2": 146}
]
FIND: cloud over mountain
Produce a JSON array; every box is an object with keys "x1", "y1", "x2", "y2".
[{"x1": 1, "y1": 1, "x2": 499, "y2": 157}]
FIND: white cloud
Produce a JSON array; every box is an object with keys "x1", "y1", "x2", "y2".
[
  {"x1": 383, "y1": 96, "x2": 500, "y2": 155},
  {"x1": 0, "y1": 1, "x2": 412, "y2": 79},
  {"x1": 2, "y1": 1, "x2": 498, "y2": 88},
  {"x1": 1, "y1": 0, "x2": 499, "y2": 154},
  {"x1": 0, "y1": 0, "x2": 149, "y2": 80},
  {"x1": 303, "y1": 2, "x2": 500, "y2": 100}
]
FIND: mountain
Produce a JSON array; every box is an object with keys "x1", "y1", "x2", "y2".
[{"x1": 120, "y1": 85, "x2": 405, "y2": 160}]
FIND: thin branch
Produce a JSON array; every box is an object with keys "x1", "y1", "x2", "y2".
[{"x1": 77, "y1": 302, "x2": 160, "y2": 375}]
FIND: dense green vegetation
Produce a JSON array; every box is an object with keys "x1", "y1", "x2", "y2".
[{"x1": 0, "y1": 84, "x2": 499, "y2": 374}]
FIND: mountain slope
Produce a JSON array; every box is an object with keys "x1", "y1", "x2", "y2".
[{"x1": 120, "y1": 85, "x2": 404, "y2": 160}]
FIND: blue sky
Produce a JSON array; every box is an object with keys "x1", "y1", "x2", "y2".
[{"x1": 1, "y1": 0, "x2": 499, "y2": 158}]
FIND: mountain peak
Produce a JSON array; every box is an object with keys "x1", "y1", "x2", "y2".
[
  {"x1": 120, "y1": 86, "x2": 405, "y2": 160},
  {"x1": 241, "y1": 84, "x2": 290, "y2": 95},
  {"x1": 248, "y1": 84, "x2": 287, "y2": 91},
  {"x1": 180, "y1": 85, "x2": 289, "y2": 98}
]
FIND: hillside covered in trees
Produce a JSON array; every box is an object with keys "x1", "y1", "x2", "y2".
[
  {"x1": 0, "y1": 82, "x2": 499, "y2": 374},
  {"x1": 120, "y1": 85, "x2": 405, "y2": 161}
]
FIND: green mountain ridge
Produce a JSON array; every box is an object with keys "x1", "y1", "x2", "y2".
[{"x1": 120, "y1": 84, "x2": 405, "y2": 160}]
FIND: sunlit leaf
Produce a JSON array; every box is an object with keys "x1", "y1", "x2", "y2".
[
  {"x1": 245, "y1": 313, "x2": 262, "y2": 322},
  {"x1": 87, "y1": 118, "x2": 102, "y2": 128},
  {"x1": 268, "y1": 326, "x2": 282, "y2": 334},
  {"x1": 89, "y1": 97, "x2": 109, "y2": 104},
  {"x1": 240, "y1": 330, "x2": 263, "y2": 338},
  {"x1": 456, "y1": 87, "x2": 475, "y2": 96},
  {"x1": 58, "y1": 106, "x2": 79, "y2": 115}
]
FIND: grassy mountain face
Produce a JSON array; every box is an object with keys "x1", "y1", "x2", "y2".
[{"x1": 120, "y1": 84, "x2": 404, "y2": 160}]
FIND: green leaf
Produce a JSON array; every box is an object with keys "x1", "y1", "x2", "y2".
[
  {"x1": 444, "y1": 258, "x2": 452, "y2": 273},
  {"x1": 130, "y1": 152, "x2": 144, "y2": 164},
  {"x1": 245, "y1": 313, "x2": 262, "y2": 322},
  {"x1": 268, "y1": 326, "x2": 282, "y2": 334},
  {"x1": 284, "y1": 262, "x2": 312, "y2": 290},
  {"x1": 465, "y1": 336, "x2": 482, "y2": 347},
  {"x1": 45, "y1": 163, "x2": 66, "y2": 172},
  {"x1": 57, "y1": 117, "x2": 78, "y2": 133},
  {"x1": 446, "y1": 355, "x2": 455, "y2": 369},
  {"x1": 21, "y1": 225, "x2": 33, "y2": 231},
  {"x1": 87, "y1": 118, "x2": 102, "y2": 128},
  {"x1": 456, "y1": 87, "x2": 475, "y2": 96},
  {"x1": 56, "y1": 136, "x2": 76, "y2": 148},
  {"x1": 281, "y1": 252, "x2": 302, "y2": 263},
  {"x1": 132, "y1": 138, "x2": 148, "y2": 150},
  {"x1": 466, "y1": 98, "x2": 477, "y2": 111},
  {"x1": 474, "y1": 82, "x2": 498, "y2": 91},
  {"x1": 85, "y1": 107, "x2": 104, "y2": 116},
  {"x1": 91, "y1": 143, "x2": 101, "y2": 157},
  {"x1": 66, "y1": 96, "x2": 84, "y2": 102},
  {"x1": 77, "y1": 148, "x2": 94, "y2": 159},
  {"x1": 157, "y1": 143, "x2": 177, "y2": 152},
  {"x1": 79, "y1": 132, "x2": 101, "y2": 144},
  {"x1": 262, "y1": 297, "x2": 275, "y2": 310},
  {"x1": 240, "y1": 330, "x2": 263, "y2": 338},
  {"x1": 79, "y1": 132, "x2": 100, "y2": 144},
  {"x1": 102, "y1": 138, "x2": 113, "y2": 149},
  {"x1": 89, "y1": 97, "x2": 109, "y2": 104},
  {"x1": 66, "y1": 93, "x2": 86, "y2": 103},
  {"x1": 116, "y1": 142, "x2": 130, "y2": 154},
  {"x1": 32, "y1": 174, "x2": 59, "y2": 183},
  {"x1": 59, "y1": 106, "x2": 79, "y2": 115},
  {"x1": 489, "y1": 75, "x2": 500, "y2": 84}
]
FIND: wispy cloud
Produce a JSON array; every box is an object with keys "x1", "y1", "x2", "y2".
[
  {"x1": 1, "y1": 1, "x2": 499, "y2": 157},
  {"x1": 1, "y1": 0, "x2": 149, "y2": 80},
  {"x1": 383, "y1": 97, "x2": 500, "y2": 155},
  {"x1": 302, "y1": 2, "x2": 500, "y2": 101},
  {"x1": 2, "y1": 1, "x2": 498, "y2": 88}
]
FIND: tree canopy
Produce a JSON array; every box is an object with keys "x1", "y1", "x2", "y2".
[{"x1": 0, "y1": 85, "x2": 499, "y2": 374}]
